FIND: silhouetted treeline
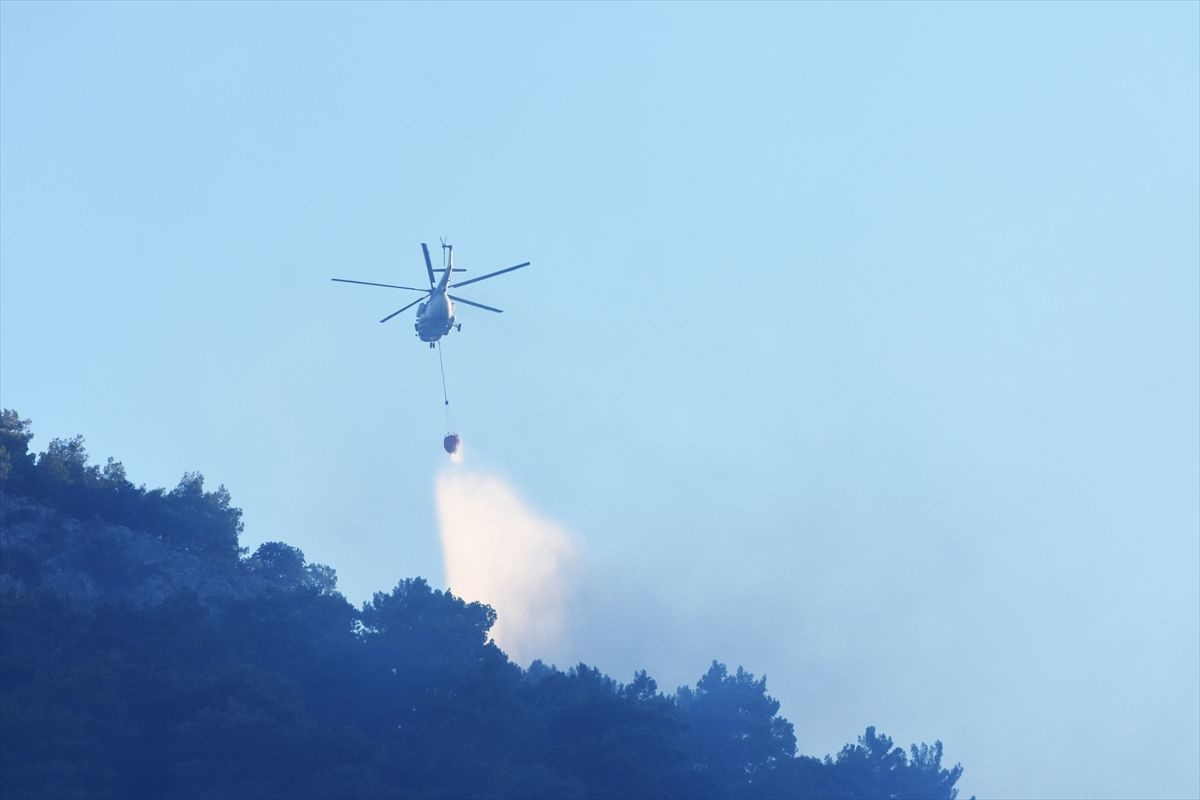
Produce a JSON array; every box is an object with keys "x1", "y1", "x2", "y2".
[{"x1": 0, "y1": 411, "x2": 965, "y2": 799}]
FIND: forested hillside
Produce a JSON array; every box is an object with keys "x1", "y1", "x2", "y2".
[{"x1": 0, "y1": 410, "x2": 965, "y2": 799}]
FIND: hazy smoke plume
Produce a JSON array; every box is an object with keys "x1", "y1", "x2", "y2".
[{"x1": 435, "y1": 469, "x2": 577, "y2": 664}]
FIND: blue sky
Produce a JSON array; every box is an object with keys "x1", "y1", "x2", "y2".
[{"x1": 2, "y1": 2, "x2": 1197, "y2": 797}]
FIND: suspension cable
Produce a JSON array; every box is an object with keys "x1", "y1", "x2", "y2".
[{"x1": 437, "y1": 341, "x2": 449, "y2": 406}]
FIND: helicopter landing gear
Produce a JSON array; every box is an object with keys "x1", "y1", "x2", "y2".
[
  {"x1": 429, "y1": 342, "x2": 435, "y2": 349},
  {"x1": 456, "y1": 323, "x2": 462, "y2": 332}
]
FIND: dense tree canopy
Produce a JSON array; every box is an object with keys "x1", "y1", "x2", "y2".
[{"x1": 0, "y1": 411, "x2": 966, "y2": 799}]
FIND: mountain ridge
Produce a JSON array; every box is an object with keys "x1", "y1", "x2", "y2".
[{"x1": 0, "y1": 409, "x2": 965, "y2": 800}]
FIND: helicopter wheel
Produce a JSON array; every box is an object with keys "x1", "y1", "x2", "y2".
[{"x1": 456, "y1": 324, "x2": 462, "y2": 332}]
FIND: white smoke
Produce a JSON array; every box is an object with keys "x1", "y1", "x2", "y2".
[{"x1": 435, "y1": 469, "x2": 577, "y2": 664}]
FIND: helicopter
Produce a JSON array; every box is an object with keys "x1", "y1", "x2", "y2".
[{"x1": 332, "y1": 241, "x2": 530, "y2": 348}]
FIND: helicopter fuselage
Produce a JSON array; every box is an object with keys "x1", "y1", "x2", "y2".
[{"x1": 415, "y1": 288, "x2": 455, "y2": 343}]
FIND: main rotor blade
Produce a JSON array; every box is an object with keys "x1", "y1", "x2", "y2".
[
  {"x1": 331, "y1": 278, "x2": 427, "y2": 292},
  {"x1": 449, "y1": 261, "x2": 530, "y2": 290},
  {"x1": 448, "y1": 294, "x2": 503, "y2": 313},
  {"x1": 421, "y1": 243, "x2": 435, "y2": 287},
  {"x1": 379, "y1": 294, "x2": 428, "y2": 323}
]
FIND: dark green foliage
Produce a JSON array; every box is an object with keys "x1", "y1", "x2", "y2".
[
  {"x1": 246, "y1": 542, "x2": 339, "y2": 594},
  {"x1": 675, "y1": 661, "x2": 798, "y2": 797},
  {"x1": 0, "y1": 411, "x2": 35, "y2": 482},
  {"x1": 823, "y1": 727, "x2": 964, "y2": 800},
  {"x1": 518, "y1": 665, "x2": 686, "y2": 799},
  {"x1": 1, "y1": 419, "x2": 244, "y2": 570},
  {"x1": 0, "y1": 411, "x2": 966, "y2": 799}
]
